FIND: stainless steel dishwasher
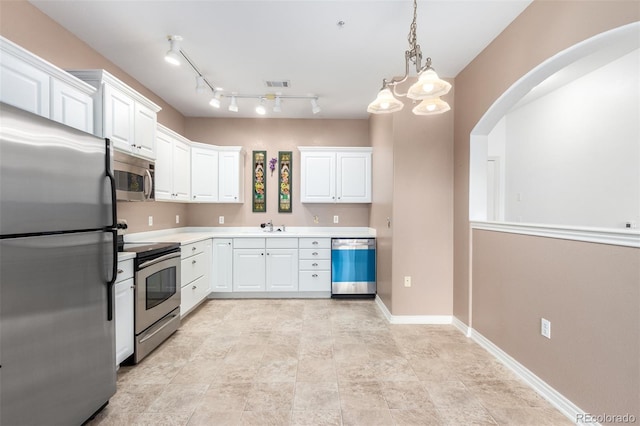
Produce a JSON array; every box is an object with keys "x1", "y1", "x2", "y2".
[{"x1": 331, "y1": 238, "x2": 376, "y2": 297}]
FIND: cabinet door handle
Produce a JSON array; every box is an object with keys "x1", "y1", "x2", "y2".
[
  {"x1": 312, "y1": 274, "x2": 318, "y2": 278},
  {"x1": 312, "y1": 252, "x2": 318, "y2": 256},
  {"x1": 312, "y1": 263, "x2": 318, "y2": 267},
  {"x1": 192, "y1": 285, "x2": 197, "y2": 290},
  {"x1": 312, "y1": 241, "x2": 319, "y2": 245},
  {"x1": 192, "y1": 259, "x2": 197, "y2": 264},
  {"x1": 117, "y1": 269, "x2": 124, "y2": 274},
  {"x1": 192, "y1": 246, "x2": 197, "y2": 251},
  {"x1": 261, "y1": 252, "x2": 264, "y2": 256}
]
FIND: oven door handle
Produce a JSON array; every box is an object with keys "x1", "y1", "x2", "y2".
[
  {"x1": 139, "y1": 312, "x2": 179, "y2": 344},
  {"x1": 138, "y1": 251, "x2": 181, "y2": 269}
]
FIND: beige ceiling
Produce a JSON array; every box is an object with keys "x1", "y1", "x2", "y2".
[{"x1": 30, "y1": 0, "x2": 533, "y2": 119}]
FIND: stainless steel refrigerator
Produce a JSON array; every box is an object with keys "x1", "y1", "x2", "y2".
[{"x1": 0, "y1": 103, "x2": 118, "y2": 425}]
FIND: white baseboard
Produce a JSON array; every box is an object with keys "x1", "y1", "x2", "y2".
[
  {"x1": 375, "y1": 296, "x2": 452, "y2": 324},
  {"x1": 467, "y1": 326, "x2": 595, "y2": 426},
  {"x1": 452, "y1": 316, "x2": 472, "y2": 337}
]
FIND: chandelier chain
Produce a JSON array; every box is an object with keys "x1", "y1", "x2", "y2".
[{"x1": 407, "y1": 0, "x2": 418, "y2": 50}]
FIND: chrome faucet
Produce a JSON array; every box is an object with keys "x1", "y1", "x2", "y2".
[{"x1": 260, "y1": 220, "x2": 274, "y2": 232}]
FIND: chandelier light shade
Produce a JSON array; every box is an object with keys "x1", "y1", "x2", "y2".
[
  {"x1": 368, "y1": 0, "x2": 452, "y2": 116},
  {"x1": 164, "y1": 35, "x2": 182, "y2": 66},
  {"x1": 367, "y1": 88, "x2": 404, "y2": 113},
  {"x1": 407, "y1": 68, "x2": 452, "y2": 100},
  {"x1": 412, "y1": 97, "x2": 451, "y2": 115}
]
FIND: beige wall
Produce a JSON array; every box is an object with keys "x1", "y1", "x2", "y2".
[
  {"x1": 368, "y1": 79, "x2": 454, "y2": 316},
  {"x1": 473, "y1": 230, "x2": 639, "y2": 419},
  {"x1": 453, "y1": 0, "x2": 640, "y2": 325},
  {"x1": 452, "y1": 0, "x2": 640, "y2": 420},
  {"x1": 184, "y1": 117, "x2": 371, "y2": 228},
  {"x1": 369, "y1": 114, "x2": 394, "y2": 310}
]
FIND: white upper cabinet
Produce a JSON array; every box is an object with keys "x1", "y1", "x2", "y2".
[
  {"x1": 67, "y1": 69, "x2": 161, "y2": 160},
  {"x1": 51, "y1": 79, "x2": 94, "y2": 133},
  {"x1": 0, "y1": 36, "x2": 95, "y2": 133},
  {"x1": 155, "y1": 124, "x2": 191, "y2": 202},
  {"x1": 191, "y1": 142, "x2": 219, "y2": 203},
  {"x1": 299, "y1": 147, "x2": 372, "y2": 203},
  {"x1": 218, "y1": 147, "x2": 245, "y2": 203}
]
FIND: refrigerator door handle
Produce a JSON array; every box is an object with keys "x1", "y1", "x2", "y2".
[{"x1": 105, "y1": 139, "x2": 118, "y2": 321}]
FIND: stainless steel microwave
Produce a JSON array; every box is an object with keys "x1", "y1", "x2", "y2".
[{"x1": 113, "y1": 151, "x2": 154, "y2": 201}]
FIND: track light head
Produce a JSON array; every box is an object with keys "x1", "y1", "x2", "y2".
[
  {"x1": 311, "y1": 98, "x2": 321, "y2": 114},
  {"x1": 209, "y1": 91, "x2": 221, "y2": 108},
  {"x1": 195, "y1": 76, "x2": 207, "y2": 94},
  {"x1": 273, "y1": 96, "x2": 282, "y2": 113},
  {"x1": 228, "y1": 95, "x2": 239, "y2": 112},
  {"x1": 256, "y1": 98, "x2": 266, "y2": 115},
  {"x1": 165, "y1": 35, "x2": 182, "y2": 66}
]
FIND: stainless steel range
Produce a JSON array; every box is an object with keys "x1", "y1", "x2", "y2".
[{"x1": 119, "y1": 239, "x2": 181, "y2": 363}]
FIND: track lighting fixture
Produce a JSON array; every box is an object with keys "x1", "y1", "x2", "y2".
[
  {"x1": 164, "y1": 35, "x2": 321, "y2": 115},
  {"x1": 164, "y1": 35, "x2": 182, "y2": 66},
  {"x1": 367, "y1": 0, "x2": 451, "y2": 116}
]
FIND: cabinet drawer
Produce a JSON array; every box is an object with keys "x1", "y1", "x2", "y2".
[
  {"x1": 181, "y1": 275, "x2": 209, "y2": 316},
  {"x1": 266, "y1": 238, "x2": 298, "y2": 249},
  {"x1": 299, "y1": 270, "x2": 331, "y2": 292},
  {"x1": 181, "y1": 240, "x2": 208, "y2": 259},
  {"x1": 233, "y1": 238, "x2": 265, "y2": 249},
  {"x1": 181, "y1": 251, "x2": 208, "y2": 286},
  {"x1": 299, "y1": 259, "x2": 331, "y2": 270},
  {"x1": 116, "y1": 259, "x2": 133, "y2": 283},
  {"x1": 299, "y1": 248, "x2": 331, "y2": 260},
  {"x1": 299, "y1": 238, "x2": 331, "y2": 249}
]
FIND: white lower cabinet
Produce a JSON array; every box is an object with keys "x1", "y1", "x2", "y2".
[
  {"x1": 266, "y1": 239, "x2": 298, "y2": 292},
  {"x1": 180, "y1": 239, "x2": 212, "y2": 317},
  {"x1": 232, "y1": 238, "x2": 300, "y2": 292},
  {"x1": 114, "y1": 259, "x2": 134, "y2": 366},
  {"x1": 212, "y1": 238, "x2": 233, "y2": 292},
  {"x1": 298, "y1": 238, "x2": 332, "y2": 292},
  {"x1": 233, "y1": 239, "x2": 266, "y2": 291}
]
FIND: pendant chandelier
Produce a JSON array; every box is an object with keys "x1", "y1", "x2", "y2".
[{"x1": 367, "y1": 0, "x2": 451, "y2": 116}]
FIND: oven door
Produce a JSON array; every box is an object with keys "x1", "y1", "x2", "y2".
[{"x1": 135, "y1": 252, "x2": 181, "y2": 334}]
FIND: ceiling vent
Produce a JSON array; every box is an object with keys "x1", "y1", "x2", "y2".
[{"x1": 264, "y1": 80, "x2": 290, "y2": 88}]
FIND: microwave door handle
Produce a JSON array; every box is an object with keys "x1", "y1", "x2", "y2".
[{"x1": 144, "y1": 169, "x2": 153, "y2": 200}]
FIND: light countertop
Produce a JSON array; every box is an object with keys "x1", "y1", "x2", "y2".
[{"x1": 125, "y1": 226, "x2": 376, "y2": 245}]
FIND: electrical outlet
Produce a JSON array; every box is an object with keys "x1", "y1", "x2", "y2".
[
  {"x1": 176, "y1": 215, "x2": 180, "y2": 224},
  {"x1": 218, "y1": 216, "x2": 224, "y2": 224},
  {"x1": 148, "y1": 216, "x2": 153, "y2": 226},
  {"x1": 404, "y1": 276, "x2": 411, "y2": 287},
  {"x1": 333, "y1": 215, "x2": 339, "y2": 224},
  {"x1": 541, "y1": 318, "x2": 551, "y2": 339},
  {"x1": 313, "y1": 215, "x2": 319, "y2": 224}
]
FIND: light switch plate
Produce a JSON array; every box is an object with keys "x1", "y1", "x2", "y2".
[
  {"x1": 219, "y1": 216, "x2": 224, "y2": 224},
  {"x1": 148, "y1": 216, "x2": 153, "y2": 226}
]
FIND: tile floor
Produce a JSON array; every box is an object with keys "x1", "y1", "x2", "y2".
[{"x1": 90, "y1": 299, "x2": 573, "y2": 425}]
